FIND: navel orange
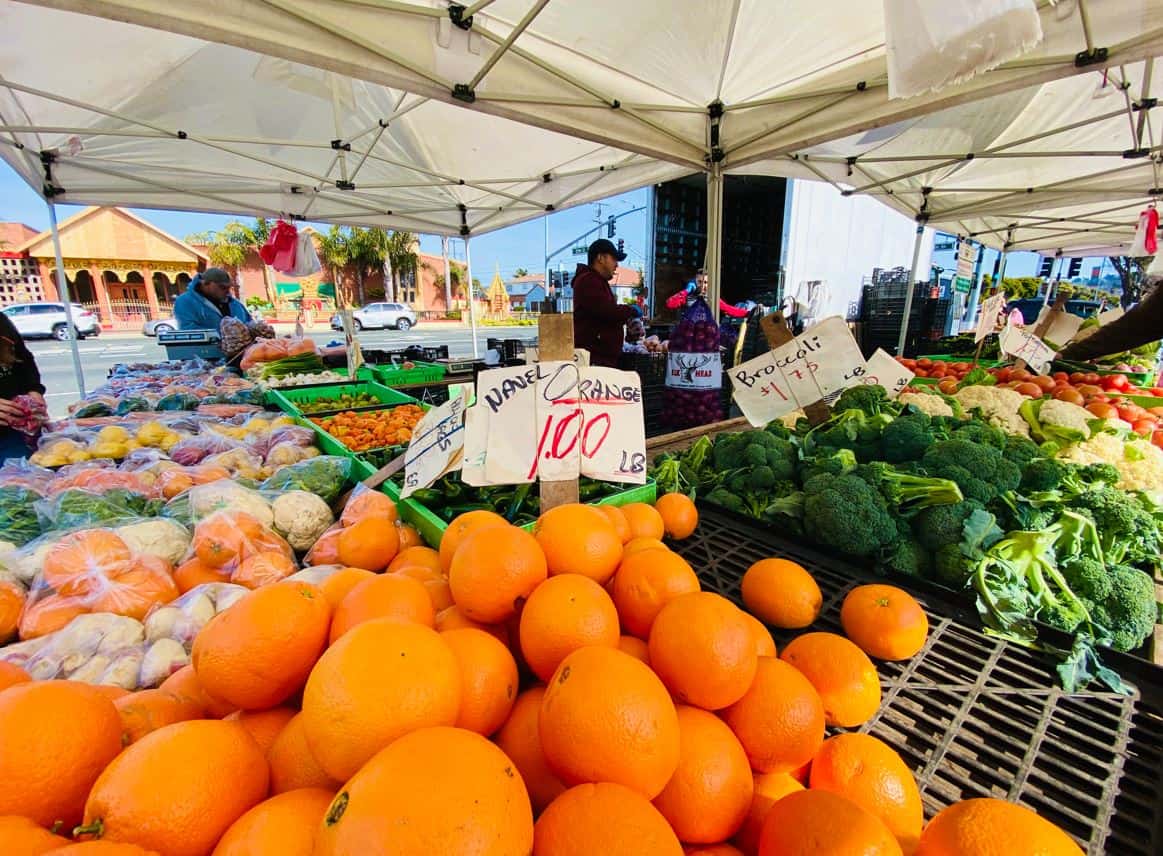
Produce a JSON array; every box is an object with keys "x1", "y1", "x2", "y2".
[
  {"x1": 839, "y1": 584, "x2": 929, "y2": 661},
  {"x1": 721, "y1": 657, "x2": 825, "y2": 775},
  {"x1": 520, "y1": 574, "x2": 620, "y2": 681},
  {"x1": 740, "y1": 558, "x2": 821, "y2": 629},
  {"x1": 449, "y1": 524, "x2": 547, "y2": 623},
  {"x1": 441, "y1": 627, "x2": 519, "y2": 736},
  {"x1": 915, "y1": 799, "x2": 1083, "y2": 856},
  {"x1": 211, "y1": 788, "x2": 334, "y2": 856},
  {"x1": 611, "y1": 549, "x2": 699, "y2": 639},
  {"x1": 494, "y1": 687, "x2": 567, "y2": 814},
  {"x1": 779, "y1": 632, "x2": 881, "y2": 728},
  {"x1": 757, "y1": 789, "x2": 902, "y2": 856},
  {"x1": 328, "y1": 572, "x2": 435, "y2": 643},
  {"x1": 533, "y1": 783, "x2": 682, "y2": 856},
  {"x1": 533, "y1": 503, "x2": 623, "y2": 584}
]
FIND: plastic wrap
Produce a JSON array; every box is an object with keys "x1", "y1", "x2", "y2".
[
  {"x1": 143, "y1": 581, "x2": 249, "y2": 651},
  {"x1": 187, "y1": 509, "x2": 297, "y2": 589},
  {"x1": 245, "y1": 424, "x2": 316, "y2": 459},
  {"x1": 663, "y1": 296, "x2": 723, "y2": 430},
  {"x1": 260, "y1": 455, "x2": 352, "y2": 504},
  {"x1": 34, "y1": 488, "x2": 161, "y2": 532},
  {"x1": 0, "y1": 485, "x2": 45, "y2": 546},
  {"x1": 17, "y1": 528, "x2": 180, "y2": 638},
  {"x1": 0, "y1": 613, "x2": 191, "y2": 689},
  {"x1": 155, "y1": 465, "x2": 233, "y2": 501},
  {"x1": 201, "y1": 447, "x2": 268, "y2": 481},
  {"x1": 163, "y1": 480, "x2": 275, "y2": 528},
  {"x1": 168, "y1": 433, "x2": 244, "y2": 466},
  {"x1": 0, "y1": 569, "x2": 25, "y2": 643},
  {"x1": 271, "y1": 490, "x2": 334, "y2": 552}
]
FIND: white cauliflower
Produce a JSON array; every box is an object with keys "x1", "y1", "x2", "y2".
[
  {"x1": 116, "y1": 518, "x2": 191, "y2": 565},
  {"x1": 0, "y1": 537, "x2": 55, "y2": 585},
  {"x1": 953, "y1": 386, "x2": 1030, "y2": 437},
  {"x1": 139, "y1": 638, "x2": 189, "y2": 687},
  {"x1": 189, "y1": 481, "x2": 274, "y2": 527},
  {"x1": 1034, "y1": 398, "x2": 1094, "y2": 440},
  {"x1": 271, "y1": 491, "x2": 334, "y2": 552},
  {"x1": 1057, "y1": 431, "x2": 1163, "y2": 492},
  {"x1": 898, "y1": 390, "x2": 956, "y2": 418}
]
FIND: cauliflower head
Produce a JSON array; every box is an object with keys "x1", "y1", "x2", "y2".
[
  {"x1": 898, "y1": 391, "x2": 955, "y2": 418},
  {"x1": 271, "y1": 490, "x2": 334, "y2": 552},
  {"x1": 953, "y1": 386, "x2": 1030, "y2": 437},
  {"x1": 189, "y1": 481, "x2": 274, "y2": 527},
  {"x1": 116, "y1": 518, "x2": 191, "y2": 566}
]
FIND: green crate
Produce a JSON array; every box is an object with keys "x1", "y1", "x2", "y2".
[
  {"x1": 386, "y1": 479, "x2": 658, "y2": 548},
  {"x1": 918, "y1": 355, "x2": 1004, "y2": 366},
  {"x1": 369, "y1": 361, "x2": 447, "y2": 387},
  {"x1": 268, "y1": 380, "x2": 416, "y2": 417}
]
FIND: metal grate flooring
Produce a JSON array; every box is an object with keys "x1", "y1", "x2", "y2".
[{"x1": 672, "y1": 507, "x2": 1163, "y2": 855}]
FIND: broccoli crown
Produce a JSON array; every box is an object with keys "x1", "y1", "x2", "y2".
[
  {"x1": 802, "y1": 472, "x2": 899, "y2": 558},
  {"x1": 799, "y1": 448, "x2": 857, "y2": 482},
  {"x1": 833, "y1": 384, "x2": 891, "y2": 417},
  {"x1": 1075, "y1": 487, "x2": 1160, "y2": 564},
  {"x1": 953, "y1": 420, "x2": 1006, "y2": 450},
  {"x1": 746, "y1": 465, "x2": 776, "y2": 491},
  {"x1": 1079, "y1": 463, "x2": 1121, "y2": 487},
  {"x1": 1093, "y1": 564, "x2": 1158, "y2": 652},
  {"x1": 1004, "y1": 434, "x2": 1042, "y2": 469},
  {"x1": 705, "y1": 486, "x2": 745, "y2": 514},
  {"x1": 882, "y1": 538, "x2": 932, "y2": 578},
  {"x1": 808, "y1": 409, "x2": 888, "y2": 461},
  {"x1": 921, "y1": 439, "x2": 1021, "y2": 503},
  {"x1": 881, "y1": 412, "x2": 936, "y2": 464},
  {"x1": 912, "y1": 499, "x2": 984, "y2": 551},
  {"x1": 933, "y1": 543, "x2": 975, "y2": 589},
  {"x1": 855, "y1": 461, "x2": 964, "y2": 515},
  {"x1": 1059, "y1": 555, "x2": 1112, "y2": 604},
  {"x1": 765, "y1": 420, "x2": 792, "y2": 440},
  {"x1": 1020, "y1": 458, "x2": 1070, "y2": 494}
]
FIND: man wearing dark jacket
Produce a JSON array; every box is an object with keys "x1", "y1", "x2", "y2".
[
  {"x1": 573, "y1": 239, "x2": 638, "y2": 367},
  {"x1": 1060, "y1": 283, "x2": 1162, "y2": 361}
]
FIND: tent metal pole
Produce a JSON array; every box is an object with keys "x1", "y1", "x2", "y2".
[
  {"x1": 544, "y1": 214, "x2": 551, "y2": 313},
  {"x1": 895, "y1": 223, "x2": 926, "y2": 357},
  {"x1": 466, "y1": 0, "x2": 550, "y2": 91},
  {"x1": 706, "y1": 165, "x2": 724, "y2": 321},
  {"x1": 46, "y1": 201, "x2": 86, "y2": 398},
  {"x1": 465, "y1": 238, "x2": 479, "y2": 358},
  {"x1": 441, "y1": 236, "x2": 452, "y2": 312}
]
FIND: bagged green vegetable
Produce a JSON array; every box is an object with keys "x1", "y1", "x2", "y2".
[
  {"x1": 115, "y1": 397, "x2": 152, "y2": 415},
  {"x1": 0, "y1": 486, "x2": 44, "y2": 546},
  {"x1": 261, "y1": 455, "x2": 352, "y2": 504},
  {"x1": 35, "y1": 488, "x2": 159, "y2": 531},
  {"x1": 155, "y1": 392, "x2": 201, "y2": 411}
]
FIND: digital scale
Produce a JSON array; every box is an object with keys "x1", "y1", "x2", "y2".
[{"x1": 157, "y1": 329, "x2": 224, "y2": 361}]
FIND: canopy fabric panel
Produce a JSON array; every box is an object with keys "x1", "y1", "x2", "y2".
[
  {"x1": 738, "y1": 59, "x2": 1163, "y2": 256},
  {"x1": 0, "y1": 2, "x2": 688, "y2": 235}
]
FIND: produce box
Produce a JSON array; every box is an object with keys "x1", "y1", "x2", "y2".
[
  {"x1": 264, "y1": 366, "x2": 374, "y2": 389},
  {"x1": 368, "y1": 361, "x2": 447, "y2": 387},
  {"x1": 268, "y1": 380, "x2": 415, "y2": 417},
  {"x1": 918, "y1": 355, "x2": 1005, "y2": 367},
  {"x1": 387, "y1": 478, "x2": 658, "y2": 546}
]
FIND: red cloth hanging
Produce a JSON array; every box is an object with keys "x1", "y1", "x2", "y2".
[{"x1": 259, "y1": 220, "x2": 299, "y2": 272}]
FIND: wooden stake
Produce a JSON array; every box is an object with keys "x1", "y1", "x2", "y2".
[{"x1": 538, "y1": 312, "x2": 579, "y2": 510}]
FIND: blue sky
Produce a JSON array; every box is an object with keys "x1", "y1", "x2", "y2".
[{"x1": 0, "y1": 160, "x2": 649, "y2": 283}]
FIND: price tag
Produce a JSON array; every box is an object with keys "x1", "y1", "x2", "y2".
[
  {"x1": 401, "y1": 389, "x2": 467, "y2": 498},
  {"x1": 803, "y1": 317, "x2": 867, "y2": 398},
  {"x1": 579, "y1": 367, "x2": 646, "y2": 484},
  {"x1": 728, "y1": 350, "x2": 799, "y2": 427},
  {"x1": 976, "y1": 293, "x2": 1006, "y2": 343},
  {"x1": 864, "y1": 349, "x2": 915, "y2": 398},
  {"x1": 772, "y1": 339, "x2": 825, "y2": 406},
  {"x1": 665, "y1": 352, "x2": 722, "y2": 389},
  {"x1": 525, "y1": 348, "x2": 590, "y2": 367},
  {"x1": 477, "y1": 364, "x2": 539, "y2": 484},
  {"x1": 1000, "y1": 324, "x2": 1054, "y2": 375},
  {"x1": 466, "y1": 363, "x2": 646, "y2": 485}
]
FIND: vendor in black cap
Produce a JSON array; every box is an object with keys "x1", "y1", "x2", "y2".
[
  {"x1": 573, "y1": 238, "x2": 640, "y2": 368},
  {"x1": 174, "y1": 267, "x2": 252, "y2": 331}
]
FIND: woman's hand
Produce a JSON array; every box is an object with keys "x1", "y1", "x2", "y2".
[{"x1": 0, "y1": 398, "x2": 22, "y2": 427}]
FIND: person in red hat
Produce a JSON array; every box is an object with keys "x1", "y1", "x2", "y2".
[{"x1": 573, "y1": 239, "x2": 639, "y2": 368}]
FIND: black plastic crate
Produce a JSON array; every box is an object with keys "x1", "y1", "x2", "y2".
[{"x1": 672, "y1": 507, "x2": 1163, "y2": 855}]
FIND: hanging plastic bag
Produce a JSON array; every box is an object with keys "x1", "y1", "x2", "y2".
[
  {"x1": 663, "y1": 296, "x2": 723, "y2": 430},
  {"x1": 885, "y1": 0, "x2": 1042, "y2": 100},
  {"x1": 259, "y1": 220, "x2": 299, "y2": 272},
  {"x1": 1129, "y1": 206, "x2": 1159, "y2": 257},
  {"x1": 290, "y1": 230, "x2": 322, "y2": 277}
]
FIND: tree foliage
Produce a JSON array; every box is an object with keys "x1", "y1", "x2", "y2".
[{"x1": 1109, "y1": 256, "x2": 1153, "y2": 308}]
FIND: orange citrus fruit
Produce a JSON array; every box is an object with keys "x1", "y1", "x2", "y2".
[
  {"x1": 494, "y1": 687, "x2": 567, "y2": 813},
  {"x1": 533, "y1": 503, "x2": 623, "y2": 585},
  {"x1": 621, "y1": 502, "x2": 666, "y2": 540},
  {"x1": 758, "y1": 789, "x2": 902, "y2": 855},
  {"x1": 654, "y1": 493, "x2": 698, "y2": 540},
  {"x1": 449, "y1": 524, "x2": 548, "y2": 623},
  {"x1": 840, "y1": 584, "x2": 929, "y2": 661},
  {"x1": 598, "y1": 504, "x2": 633, "y2": 544},
  {"x1": 438, "y1": 509, "x2": 508, "y2": 573},
  {"x1": 779, "y1": 632, "x2": 880, "y2": 728},
  {"x1": 533, "y1": 782, "x2": 682, "y2": 855},
  {"x1": 328, "y1": 573, "x2": 435, "y2": 643},
  {"x1": 915, "y1": 799, "x2": 1083, "y2": 856},
  {"x1": 611, "y1": 549, "x2": 699, "y2": 639},
  {"x1": 520, "y1": 574, "x2": 620, "y2": 682},
  {"x1": 721, "y1": 657, "x2": 825, "y2": 774},
  {"x1": 740, "y1": 559, "x2": 821, "y2": 629},
  {"x1": 441, "y1": 627, "x2": 519, "y2": 736},
  {"x1": 733, "y1": 772, "x2": 804, "y2": 854}
]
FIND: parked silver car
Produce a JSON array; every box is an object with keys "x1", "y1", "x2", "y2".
[
  {"x1": 2, "y1": 302, "x2": 100, "y2": 340},
  {"x1": 142, "y1": 318, "x2": 177, "y2": 336},
  {"x1": 330, "y1": 302, "x2": 417, "y2": 332}
]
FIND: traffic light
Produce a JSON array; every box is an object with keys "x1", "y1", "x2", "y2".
[
  {"x1": 617, "y1": 239, "x2": 624, "y2": 255},
  {"x1": 1067, "y1": 258, "x2": 1083, "y2": 278},
  {"x1": 607, "y1": 216, "x2": 616, "y2": 238},
  {"x1": 1039, "y1": 257, "x2": 1054, "y2": 278},
  {"x1": 561, "y1": 272, "x2": 571, "y2": 292}
]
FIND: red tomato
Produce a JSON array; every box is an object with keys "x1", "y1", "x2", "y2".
[
  {"x1": 1033, "y1": 375, "x2": 1056, "y2": 391},
  {"x1": 1011, "y1": 369, "x2": 1033, "y2": 383},
  {"x1": 938, "y1": 378, "x2": 959, "y2": 395},
  {"x1": 1153, "y1": 429, "x2": 1163, "y2": 449},
  {"x1": 994, "y1": 367, "x2": 1013, "y2": 383},
  {"x1": 1082, "y1": 373, "x2": 1101, "y2": 385},
  {"x1": 1087, "y1": 402, "x2": 1118, "y2": 420},
  {"x1": 1053, "y1": 387, "x2": 1085, "y2": 406},
  {"x1": 1069, "y1": 372, "x2": 1088, "y2": 384},
  {"x1": 1077, "y1": 384, "x2": 1103, "y2": 397},
  {"x1": 1014, "y1": 382, "x2": 1043, "y2": 398},
  {"x1": 1149, "y1": 407, "x2": 1163, "y2": 418},
  {"x1": 1132, "y1": 418, "x2": 1157, "y2": 436},
  {"x1": 917, "y1": 358, "x2": 933, "y2": 369},
  {"x1": 1118, "y1": 404, "x2": 1147, "y2": 423},
  {"x1": 931, "y1": 365, "x2": 947, "y2": 378},
  {"x1": 913, "y1": 369, "x2": 928, "y2": 378},
  {"x1": 900, "y1": 359, "x2": 917, "y2": 370},
  {"x1": 1102, "y1": 374, "x2": 1131, "y2": 392},
  {"x1": 950, "y1": 362, "x2": 970, "y2": 373},
  {"x1": 1052, "y1": 372, "x2": 1069, "y2": 382}
]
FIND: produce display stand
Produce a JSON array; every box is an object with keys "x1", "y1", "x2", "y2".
[
  {"x1": 675, "y1": 506, "x2": 1163, "y2": 855},
  {"x1": 267, "y1": 380, "x2": 415, "y2": 417}
]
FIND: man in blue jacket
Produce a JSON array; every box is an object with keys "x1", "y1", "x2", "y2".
[{"x1": 174, "y1": 268, "x2": 252, "y2": 330}]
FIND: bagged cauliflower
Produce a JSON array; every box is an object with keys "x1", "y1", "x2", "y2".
[
  {"x1": 144, "y1": 581, "x2": 249, "y2": 649},
  {"x1": 164, "y1": 480, "x2": 275, "y2": 528},
  {"x1": 271, "y1": 491, "x2": 334, "y2": 552},
  {"x1": 116, "y1": 518, "x2": 192, "y2": 566}
]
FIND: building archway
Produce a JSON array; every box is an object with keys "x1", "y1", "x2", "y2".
[
  {"x1": 154, "y1": 271, "x2": 180, "y2": 304},
  {"x1": 71, "y1": 270, "x2": 96, "y2": 305}
]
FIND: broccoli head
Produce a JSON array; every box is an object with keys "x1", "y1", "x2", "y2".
[
  {"x1": 912, "y1": 499, "x2": 985, "y2": 551},
  {"x1": 1004, "y1": 434, "x2": 1042, "y2": 469},
  {"x1": 921, "y1": 439, "x2": 1021, "y2": 504},
  {"x1": 933, "y1": 543, "x2": 975, "y2": 589},
  {"x1": 952, "y1": 420, "x2": 1006, "y2": 450},
  {"x1": 1091, "y1": 564, "x2": 1157, "y2": 652},
  {"x1": 833, "y1": 384, "x2": 891, "y2": 417},
  {"x1": 802, "y1": 472, "x2": 899, "y2": 558},
  {"x1": 1020, "y1": 458, "x2": 1070, "y2": 494},
  {"x1": 799, "y1": 448, "x2": 857, "y2": 483},
  {"x1": 1079, "y1": 463, "x2": 1121, "y2": 487},
  {"x1": 1075, "y1": 486, "x2": 1160, "y2": 565},
  {"x1": 881, "y1": 411, "x2": 937, "y2": 464},
  {"x1": 881, "y1": 537, "x2": 932, "y2": 578},
  {"x1": 855, "y1": 461, "x2": 964, "y2": 516},
  {"x1": 1059, "y1": 555, "x2": 1112, "y2": 604}
]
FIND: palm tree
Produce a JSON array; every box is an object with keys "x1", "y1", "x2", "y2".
[
  {"x1": 186, "y1": 219, "x2": 274, "y2": 304},
  {"x1": 383, "y1": 230, "x2": 419, "y2": 304},
  {"x1": 316, "y1": 225, "x2": 353, "y2": 307},
  {"x1": 514, "y1": 267, "x2": 529, "y2": 277}
]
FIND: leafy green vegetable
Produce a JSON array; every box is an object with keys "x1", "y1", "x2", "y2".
[{"x1": 261, "y1": 455, "x2": 353, "y2": 504}]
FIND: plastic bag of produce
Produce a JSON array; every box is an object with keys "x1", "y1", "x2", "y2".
[
  {"x1": 271, "y1": 490, "x2": 335, "y2": 552},
  {"x1": 155, "y1": 465, "x2": 232, "y2": 501},
  {"x1": 201, "y1": 447, "x2": 267, "y2": 481},
  {"x1": 162, "y1": 479, "x2": 275, "y2": 528},
  {"x1": 245, "y1": 423, "x2": 316, "y2": 458},
  {"x1": 0, "y1": 485, "x2": 44, "y2": 546},
  {"x1": 143, "y1": 581, "x2": 249, "y2": 650},
  {"x1": 35, "y1": 488, "x2": 162, "y2": 532},
  {"x1": 43, "y1": 467, "x2": 156, "y2": 499},
  {"x1": 0, "y1": 459, "x2": 56, "y2": 493},
  {"x1": 185, "y1": 509, "x2": 297, "y2": 589},
  {"x1": 663, "y1": 296, "x2": 723, "y2": 430},
  {"x1": 17, "y1": 528, "x2": 180, "y2": 639},
  {"x1": 260, "y1": 455, "x2": 352, "y2": 504},
  {"x1": 168, "y1": 432, "x2": 243, "y2": 467},
  {"x1": 0, "y1": 612, "x2": 192, "y2": 689},
  {"x1": 1, "y1": 569, "x2": 27, "y2": 643}
]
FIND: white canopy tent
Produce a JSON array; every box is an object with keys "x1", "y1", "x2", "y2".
[{"x1": 3, "y1": 0, "x2": 1163, "y2": 378}]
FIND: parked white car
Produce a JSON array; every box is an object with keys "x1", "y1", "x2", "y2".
[
  {"x1": 330, "y1": 302, "x2": 417, "y2": 332},
  {"x1": 2, "y1": 302, "x2": 100, "y2": 340}
]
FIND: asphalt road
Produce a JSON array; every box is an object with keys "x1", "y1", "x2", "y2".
[{"x1": 27, "y1": 324, "x2": 537, "y2": 417}]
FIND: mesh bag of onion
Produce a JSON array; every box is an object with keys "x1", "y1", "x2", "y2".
[{"x1": 663, "y1": 297, "x2": 723, "y2": 429}]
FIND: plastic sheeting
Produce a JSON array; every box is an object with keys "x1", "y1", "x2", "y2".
[{"x1": 2, "y1": 1, "x2": 1162, "y2": 241}]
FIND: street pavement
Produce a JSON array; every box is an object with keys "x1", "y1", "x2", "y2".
[{"x1": 28, "y1": 324, "x2": 537, "y2": 417}]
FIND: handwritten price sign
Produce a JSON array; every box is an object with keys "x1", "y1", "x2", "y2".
[
  {"x1": 863, "y1": 349, "x2": 915, "y2": 398},
  {"x1": 401, "y1": 389, "x2": 468, "y2": 498},
  {"x1": 465, "y1": 363, "x2": 646, "y2": 486},
  {"x1": 1000, "y1": 324, "x2": 1054, "y2": 375},
  {"x1": 976, "y1": 292, "x2": 1006, "y2": 343}
]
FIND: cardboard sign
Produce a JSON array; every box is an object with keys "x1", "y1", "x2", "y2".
[
  {"x1": 976, "y1": 293, "x2": 1006, "y2": 343},
  {"x1": 863, "y1": 349, "x2": 915, "y2": 398},
  {"x1": 524, "y1": 348, "x2": 590, "y2": 367},
  {"x1": 728, "y1": 349, "x2": 800, "y2": 427},
  {"x1": 1041, "y1": 311, "x2": 1084, "y2": 348},
  {"x1": 340, "y1": 310, "x2": 363, "y2": 374},
  {"x1": 1098, "y1": 306, "x2": 1125, "y2": 326},
  {"x1": 1000, "y1": 324, "x2": 1054, "y2": 375},
  {"x1": 401, "y1": 389, "x2": 467, "y2": 498},
  {"x1": 466, "y1": 363, "x2": 646, "y2": 485},
  {"x1": 795, "y1": 316, "x2": 866, "y2": 398},
  {"x1": 666, "y1": 352, "x2": 722, "y2": 389}
]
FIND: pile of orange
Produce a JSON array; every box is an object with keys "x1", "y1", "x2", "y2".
[{"x1": 0, "y1": 490, "x2": 1083, "y2": 856}]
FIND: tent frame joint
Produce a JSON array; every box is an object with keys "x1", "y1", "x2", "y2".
[
  {"x1": 452, "y1": 83, "x2": 477, "y2": 104},
  {"x1": 39, "y1": 149, "x2": 63, "y2": 198},
  {"x1": 1134, "y1": 97, "x2": 1158, "y2": 111},
  {"x1": 708, "y1": 100, "x2": 724, "y2": 164},
  {"x1": 459, "y1": 203, "x2": 470, "y2": 236},
  {"x1": 448, "y1": 4, "x2": 473, "y2": 30},
  {"x1": 330, "y1": 139, "x2": 351, "y2": 151},
  {"x1": 1122, "y1": 148, "x2": 1151, "y2": 159},
  {"x1": 176, "y1": 130, "x2": 187, "y2": 140},
  {"x1": 335, "y1": 179, "x2": 356, "y2": 190},
  {"x1": 545, "y1": 204, "x2": 555, "y2": 211},
  {"x1": 1075, "y1": 47, "x2": 1109, "y2": 67}
]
